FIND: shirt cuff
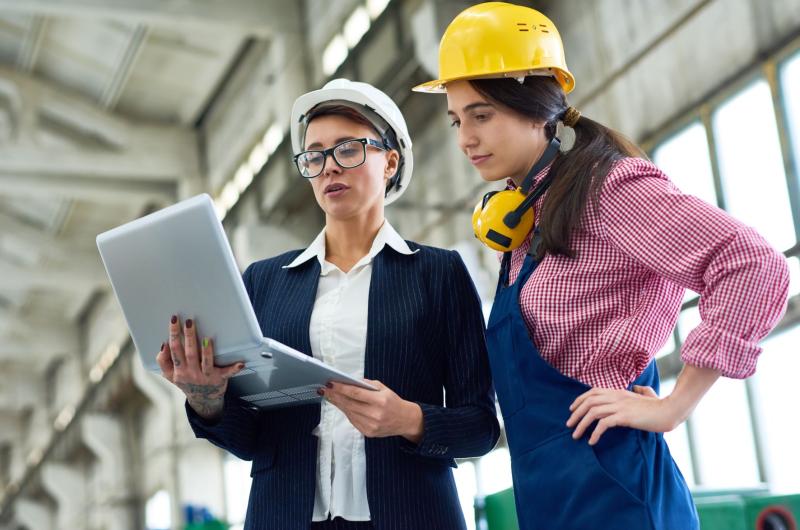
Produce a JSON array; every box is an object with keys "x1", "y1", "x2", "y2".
[{"x1": 680, "y1": 321, "x2": 762, "y2": 379}]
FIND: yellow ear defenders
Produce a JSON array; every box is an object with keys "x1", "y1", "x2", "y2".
[{"x1": 472, "y1": 137, "x2": 561, "y2": 251}]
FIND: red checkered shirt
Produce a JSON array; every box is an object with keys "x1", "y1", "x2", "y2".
[{"x1": 505, "y1": 157, "x2": 790, "y2": 389}]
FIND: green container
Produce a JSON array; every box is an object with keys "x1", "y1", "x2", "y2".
[
  {"x1": 482, "y1": 488, "x2": 799, "y2": 529},
  {"x1": 484, "y1": 488, "x2": 520, "y2": 530},
  {"x1": 694, "y1": 495, "x2": 748, "y2": 530},
  {"x1": 184, "y1": 522, "x2": 228, "y2": 530},
  {"x1": 743, "y1": 493, "x2": 800, "y2": 529}
]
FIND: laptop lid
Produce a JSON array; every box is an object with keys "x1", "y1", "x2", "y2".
[{"x1": 96, "y1": 194, "x2": 263, "y2": 372}]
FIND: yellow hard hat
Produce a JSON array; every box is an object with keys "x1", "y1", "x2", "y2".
[{"x1": 413, "y1": 2, "x2": 575, "y2": 94}]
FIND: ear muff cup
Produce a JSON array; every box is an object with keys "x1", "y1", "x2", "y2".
[{"x1": 472, "y1": 188, "x2": 536, "y2": 252}]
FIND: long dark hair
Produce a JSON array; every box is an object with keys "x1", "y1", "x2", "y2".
[{"x1": 470, "y1": 77, "x2": 647, "y2": 259}]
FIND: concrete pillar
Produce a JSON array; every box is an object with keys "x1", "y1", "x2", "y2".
[
  {"x1": 82, "y1": 413, "x2": 135, "y2": 530},
  {"x1": 15, "y1": 497, "x2": 54, "y2": 530},
  {"x1": 40, "y1": 463, "x2": 86, "y2": 530}
]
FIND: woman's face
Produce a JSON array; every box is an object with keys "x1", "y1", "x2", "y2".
[
  {"x1": 303, "y1": 114, "x2": 398, "y2": 221},
  {"x1": 446, "y1": 80, "x2": 548, "y2": 185}
]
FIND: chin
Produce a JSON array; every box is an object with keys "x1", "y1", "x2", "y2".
[{"x1": 477, "y1": 167, "x2": 509, "y2": 183}]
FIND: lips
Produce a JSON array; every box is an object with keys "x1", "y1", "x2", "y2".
[
  {"x1": 470, "y1": 154, "x2": 492, "y2": 165},
  {"x1": 324, "y1": 183, "x2": 350, "y2": 194}
]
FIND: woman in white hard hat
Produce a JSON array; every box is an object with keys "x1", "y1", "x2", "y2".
[
  {"x1": 157, "y1": 79, "x2": 500, "y2": 530},
  {"x1": 414, "y1": 3, "x2": 789, "y2": 530}
]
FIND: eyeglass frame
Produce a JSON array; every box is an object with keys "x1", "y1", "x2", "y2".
[{"x1": 293, "y1": 137, "x2": 388, "y2": 179}]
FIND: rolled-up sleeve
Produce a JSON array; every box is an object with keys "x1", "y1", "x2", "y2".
[{"x1": 599, "y1": 160, "x2": 790, "y2": 378}]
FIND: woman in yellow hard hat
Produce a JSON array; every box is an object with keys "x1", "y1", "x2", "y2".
[{"x1": 414, "y1": 2, "x2": 790, "y2": 530}]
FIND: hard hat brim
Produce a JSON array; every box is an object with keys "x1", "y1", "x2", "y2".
[{"x1": 412, "y1": 67, "x2": 575, "y2": 94}]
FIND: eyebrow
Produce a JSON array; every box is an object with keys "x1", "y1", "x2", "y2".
[
  {"x1": 447, "y1": 102, "x2": 495, "y2": 116},
  {"x1": 306, "y1": 136, "x2": 358, "y2": 150}
]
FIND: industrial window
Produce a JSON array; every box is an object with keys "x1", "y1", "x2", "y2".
[
  {"x1": 751, "y1": 326, "x2": 800, "y2": 494},
  {"x1": 660, "y1": 378, "x2": 696, "y2": 487},
  {"x1": 223, "y1": 455, "x2": 251, "y2": 530},
  {"x1": 712, "y1": 80, "x2": 795, "y2": 252},
  {"x1": 649, "y1": 39, "x2": 800, "y2": 492},
  {"x1": 690, "y1": 377, "x2": 761, "y2": 488},
  {"x1": 652, "y1": 122, "x2": 718, "y2": 206}
]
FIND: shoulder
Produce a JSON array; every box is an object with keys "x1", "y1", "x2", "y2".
[
  {"x1": 243, "y1": 249, "x2": 306, "y2": 281},
  {"x1": 602, "y1": 156, "x2": 673, "y2": 190},
  {"x1": 401, "y1": 241, "x2": 462, "y2": 268}
]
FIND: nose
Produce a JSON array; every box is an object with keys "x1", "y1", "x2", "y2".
[
  {"x1": 322, "y1": 151, "x2": 343, "y2": 177},
  {"x1": 457, "y1": 123, "x2": 478, "y2": 154}
]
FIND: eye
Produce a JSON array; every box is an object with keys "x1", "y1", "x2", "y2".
[
  {"x1": 475, "y1": 113, "x2": 490, "y2": 122},
  {"x1": 450, "y1": 120, "x2": 460, "y2": 128}
]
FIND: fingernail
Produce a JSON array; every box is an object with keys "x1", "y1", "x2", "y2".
[
  {"x1": 160, "y1": 342, "x2": 165, "y2": 351},
  {"x1": 317, "y1": 388, "x2": 325, "y2": 396},
  {"x1": 186, "y1": 319, "x2": 193, "y2": 329},
  {"x1": 203, "y1": 337, "x2": 209, "y2": 348},
  {"x1": 238, "y1": 363, "x2": 245, "y2": 369},
  {"x1": 171, "y1": 315, "x2": 177, "y2": 324}
]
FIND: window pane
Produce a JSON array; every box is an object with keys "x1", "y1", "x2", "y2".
[
  {"x1": 656, "y1": 331, "x2": 676, "y2": 359},
  {"x1": 713, "y1": 80, "x2": 795, "y2": 251},
  {"x1": 653, "y1": 122, "x2": 718, "y2": 206},
  {"x1": 145, "y1": 490, "x2": 172, "y2": 530},
  {"x1": 224, "y1": 456, "x2": 252, "y2": 528},
  {"x1": 454, "y1": 461, "x2": 477, "y2": 530},
  {"x1": 788, "y1": 256, "x2": 800, "y2": 298},
  {"x1": 660, "y1": 378, "x2": 697, "y2": 487},
  {"x1": 751, "y1": 326, "x2": 800, "y2": 494},
  {"x1": 781, "y1": 49, "x2": 800, "y2": 211},
  {"x1": 477, "y1": 447, "x2": 513, "y2": 496},
  {"x1": 677, "y1": 305, "x2": 701, "y2": 343},
  {"x1": 690, "y1": 377, "x2": 761, "y2": 488}
]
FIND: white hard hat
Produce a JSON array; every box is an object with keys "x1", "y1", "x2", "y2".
[{"x1": 290, "y1": 78, "x2": 413, "y2": 206}]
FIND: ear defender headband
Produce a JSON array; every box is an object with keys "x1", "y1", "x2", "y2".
[{"x1": 471, "y1": 137, "x2": 561, "y2": 251}]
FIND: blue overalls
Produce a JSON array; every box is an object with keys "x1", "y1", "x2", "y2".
[{"x1": 486, "y1": 232, "x2": 699, "y2": 530}]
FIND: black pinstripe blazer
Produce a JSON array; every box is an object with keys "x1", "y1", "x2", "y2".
[{"x1": 186, "y1": 242, "x2": 500, "y2": 530}]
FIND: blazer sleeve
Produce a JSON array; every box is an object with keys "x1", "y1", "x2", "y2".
[
  {"x1": 184, "y1": 263, "x2": 266, "y2": 461},
  {"x1": 402, "y1": 251, "x2": 500, "y2": 461}
]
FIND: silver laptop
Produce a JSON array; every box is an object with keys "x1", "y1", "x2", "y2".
[{"x1": 96, "y1": 193, "x2": 375, "y2": 409}]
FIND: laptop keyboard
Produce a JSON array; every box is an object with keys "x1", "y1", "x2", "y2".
[{"x1": 240, "y1": 384, "x2": 322, "y2": 408}]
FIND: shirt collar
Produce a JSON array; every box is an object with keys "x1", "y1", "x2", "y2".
[{"x1": 283, "y1": 220, "x2": 417, "y2": 273}]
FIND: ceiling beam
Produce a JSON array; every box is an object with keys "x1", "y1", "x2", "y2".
[
  {"x1": 16, "y1": 16, "x2": 48, "y2": 73},
  {"x1": 99, "y1": 24, "x2": 148, "y2": 110},
  {"x1": 0, "y1": 67, "x2": 197, "y2": 201},
  {"x1": 0, "y1": 0, "x2": 300, "y2": 37},
  {"x1": 0, "y1": 210, "x2": 94, "y2": 259},
  {"x1": 0, "y1": 258, "x2": 106, "y2": 291},
  {"x1": 0, "y1": 171, "x2": 176, "y2": 203}
]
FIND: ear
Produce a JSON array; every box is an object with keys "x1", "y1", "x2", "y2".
[
  {"x1": 531, "y1": 119, "x2": 547, "y2": 130},
  {"x1": 384, "y1": 150, "x2": 400, "y2": 181}
]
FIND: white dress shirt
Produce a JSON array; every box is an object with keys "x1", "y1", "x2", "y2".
[{"x1": 283, "y1": 220, "x2": 417, "y2": 522}]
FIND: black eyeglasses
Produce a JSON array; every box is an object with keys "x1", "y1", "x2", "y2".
[{"x1": 294, "y1": 138, "x2": 386, "y2": 179}]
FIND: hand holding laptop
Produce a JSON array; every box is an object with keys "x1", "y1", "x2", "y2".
[{"x1": 156, "y1": 315, "x2": 245, "y2": 421}]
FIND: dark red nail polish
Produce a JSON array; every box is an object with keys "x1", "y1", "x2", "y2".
[
  {"x1": 317, "y1": 388, "x2": 325, "y2": 396},
  {"x1": 186, "y1": 319, "x2": 193, "y2": 329},
  {"x1": 325, "y1": 382, "x2": 333, "y2": 389},
  {"x1": 171, "y1": 315, "x2": 177, "y2": 324}
]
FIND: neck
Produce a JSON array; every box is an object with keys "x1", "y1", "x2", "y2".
[
  {"x1": 510, "y1": 140, "x2": 549, "y2": 188},
  {"x1": 324, "y1": 207, "x2": 385, "y2": 271}
]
